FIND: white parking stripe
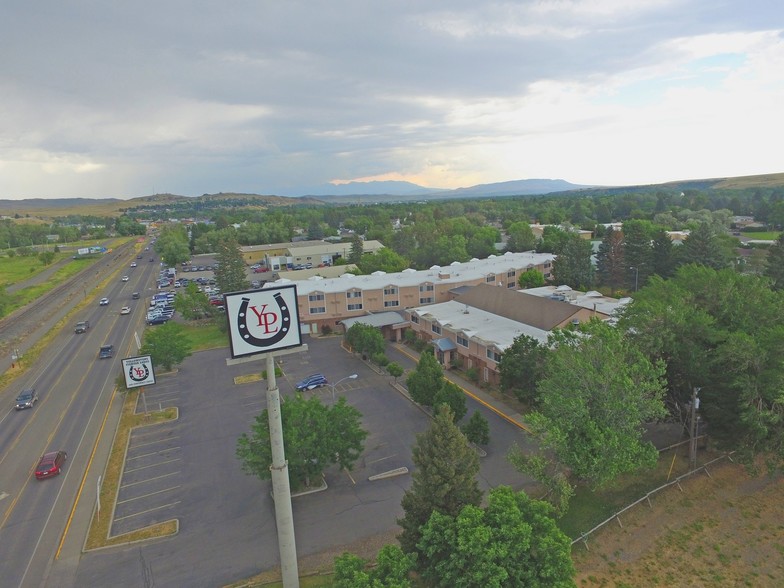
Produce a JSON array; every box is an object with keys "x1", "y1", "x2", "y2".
[
  {"x1": 131, "y1": 436, "x2": 180, "y2": 450},
  {"x1": 121, "y1": 471, "x2": 180, "y2": 489},
  {"x1": 124, "y1": 457, "x2": 181, "y2": 474},
  {"x1": 126, "y1": 447, "x2": 181, "y2": 461},
  {"x1": 117, "y1": 485, "x2": 181, "y2": 505},
  {"x1": 114, "y1": 501, "x2": 181, "y2": 522}
]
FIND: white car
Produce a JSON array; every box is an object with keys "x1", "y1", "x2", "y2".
[
  {"x1": 121, "y1": 276, "x2": 129, "y2": 282},
  {"x1": 99, "y1": 298, "x2": 109, "y2": 306},
  {"x1": 130, "y1": 262, "x2": 137, "y2": 268},
  {"x1": 120, "y1": 306, "x2": 131, "y2": 315}
]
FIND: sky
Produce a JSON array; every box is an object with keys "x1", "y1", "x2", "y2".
[{"x1": 2, "y1": 1, "x2": 783, "y2": 200}]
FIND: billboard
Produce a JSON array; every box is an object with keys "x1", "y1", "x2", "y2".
[
  {"x1": 121, "y1": 355, "x2": 156, "y2": 389},
  {"x1": 224, "y1": 284, "x2": 302, "y2": 359}
]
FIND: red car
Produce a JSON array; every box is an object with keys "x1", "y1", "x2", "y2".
[{"x1": 35, "y1": 451, "x2": 67, "y2": 480}]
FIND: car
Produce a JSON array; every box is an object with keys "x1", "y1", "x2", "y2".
[
  {"x1": 121, "y1": 275, "x2": 129, "y2": 282},
  {"x1": 120, "y1": 306, "x2": 131, "y2": 315},
  {"x1": 99, "y1": 344, "x2": 114, "y2": 359},
  {"x1": 35, "y1": 451, "x2": 67, "y2": 480},
  {"x1": 149, "y1": 257, "x2": 155, "y2": 262},
  {"x1": 296, "y1": 373, "x2": 329, "y2": 391},
  {"x1": 15, "y1": 388, "x2": 38, "y2": 410},
  {"x1": 74, "y1": 320, "x2": 90, "y2": 334},
  {"x1": 147, "y1": 315, "x2": 169, "y2": 325},
  {"x1": 99, "y1": 297, "x2": 109, "y2": 306},
  {"x1": 130, "y1": 262, "x2": 137, "y2": 268},
  {"x1": 132, "y1": 292, "x2": 140, "y2": 299},
  {"x1": 137, "y1": 254, "x2": 143, "y2": 259}
]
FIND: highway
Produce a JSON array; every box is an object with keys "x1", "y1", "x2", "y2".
[{"x1": 0, "y1": 246, "x2": 157, "y2": 588}]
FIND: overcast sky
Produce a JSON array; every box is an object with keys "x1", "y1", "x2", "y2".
[{"x1": 2, "y1": 1, "x2": 782, "y2": 200}]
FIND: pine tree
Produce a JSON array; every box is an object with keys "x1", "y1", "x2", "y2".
[
  {"x1": 595, "y1": 226, "x2": 625, "y2": 294},
  {"x1": 214, "y1": 235, "x2": 250, "y2": 294},
  {"x1": 398, "y1": 405, "x2": 481, "y2": 556},
  {"x1": 764, "y1": 233, "x2": 784, "y2": 289},
  {"x1": 406, "y1": 351, "x2": 443, "y2": 407}
]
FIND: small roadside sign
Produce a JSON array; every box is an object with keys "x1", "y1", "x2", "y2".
[{"x1": 121, "y1": 355, "x2": 156, "y2": 389}]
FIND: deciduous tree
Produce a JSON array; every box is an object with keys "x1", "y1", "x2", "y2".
[
  {"x1": 139, "y1": 321, "x2": 193, "y2": 371},
  {"x1": 498, "y1": 334, "x2": 547, "y2": 405},
  {"x1": 406, "y1": 350, "x2": 443, "y2": 407}
]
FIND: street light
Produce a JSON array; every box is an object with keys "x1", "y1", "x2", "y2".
[
  {"x1": 329, "y1": 374, "x2": 358, "y2": 402},
  {"x1": 630, "y1": 266, "x2": 639, "y2": 292}
]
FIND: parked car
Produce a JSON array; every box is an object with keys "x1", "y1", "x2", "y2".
[
  {"x1": 35, "y1": 451, "x2": 67, "y2": 480},
  {"x1": 15, "y1": 388, "x2": 38, "y2": 410},
  {"x1": 99, "y1": 344, "x2": 114, "y2": 359},
  {"x1": 120, "y1": 306, "x2": 131, "y2": 315},
  {"x1": 99, "y1": 297, "x2": 109, "y2": 306},
  {"x1": 296, "y1": 373, "x2": 329, "y2": 391},
  {"x1": 147, "y1": 315, "x2": 169, "y2": 325},
  {"x1": 74, "y1": 320, "x2": 90, "y2": 334}
]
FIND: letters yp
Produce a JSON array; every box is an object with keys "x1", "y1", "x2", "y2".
[{"x1": 225, "y1": 284, "x2": 302, "y2": 358}]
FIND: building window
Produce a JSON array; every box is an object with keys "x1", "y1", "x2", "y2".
[
  {"x1": 309, "y1": 306, "x2": 326, "y2": 314},
  {"x1": 457, "y1": 334, "x2": 469, "y2": 347},
  {"x1": 384, "y1": 300, "x2": 399, "y2": 308},
  {"x1": 308, "y1": 293, "x2": 325, "y2": 302},
  {"x1": 507, "y1": 281, "x2": 516, "y2": 288},
  {"x1": 347, "y1": 303, "x2": 363, "y2": 311},
  {"x1": 507, "y1": 270, "x2": 516, "y2": 278},
  {"x1": 486, "y1": 348, "x2": 502, "y2": 362},
  {"x1": 419, "y1": 296, "x2": 433, "y2": 304},
  {"x1": 384, "y1": 287, "x2": 398, "y2": 295},
  {"x1": 411, "y1": 315, "x2": 419, "y2": 324},
  {"x1": 485, "y1": 274, "x2": 496, "y2": 283},
  {"x1": 346, "y1": 290, "x2": 362, "y2": 299},
  {"x1": 419, "y1": 284, "x2": 434, "y2": 292},
  {"x1": 431, "y1": 324, "x2": 442, "y2": 335},
  {"x1": 544, "y1": 262, "x2": 551, "y2": 268}
]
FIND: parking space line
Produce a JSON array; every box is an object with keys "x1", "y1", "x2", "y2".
[
  {"x1": 130, "y1": 436, "x2": 180, "y2": 450},
  {"x1": 367, "y1": 454, "x2": 397, "y2": 465},
  {"x1": 117, "y1": 485, "x2": 181, "y2": 505},
  {"x1": 114, "y1": 501, "x2": 181, "y2": 522},
  {"x1": 132, "y1": 427, "x2": 179, "y2": 440},
  {"x1": 121, "y1": 471, "x2": 180, "y2": 489},
  {"x1": 126, "y1": 447, "x2": 181, "y2": 461},
  {"x1": 124, "y1": 457, "x2": 181, "y2": 474}
]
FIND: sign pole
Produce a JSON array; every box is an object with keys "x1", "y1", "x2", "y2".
[{"x1": 265, "y1": 353, "x2": 299, "y2": 587}]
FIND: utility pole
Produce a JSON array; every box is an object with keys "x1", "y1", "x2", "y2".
[{"x1": 689, "y1": 387, "x2": 701, "y2": 470}]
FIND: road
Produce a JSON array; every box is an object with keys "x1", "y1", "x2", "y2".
[{"x1": 0, "y1": 245, "x2": 157, "y2": 588}]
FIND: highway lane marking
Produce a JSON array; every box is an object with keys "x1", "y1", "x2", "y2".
[
  {"x1": 126, "y1": 447, "x2": 181, "y2": 461},
  {"x1": 113, "y1": 500, "x2": 181, "y2": 522},
  {"x1": 123, "y1": 457, "x2": 181, "y2": 474},
  {"x1": 120, "y1": 471, "x2": 180, "y2": 489},
  {"x1": 117, "y1": 485, "x2": 181, "y2": 505}
]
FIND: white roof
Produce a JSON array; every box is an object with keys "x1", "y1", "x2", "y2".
[
  {"x1": 410, "y1": 300, "x2": 549, "y2": 350},
  {"x1": 521, "y1": 285, "x2": 630, "y2": 316},
  {"x1": 278, "y1": 251, "x2": 556, "y2": 296}
]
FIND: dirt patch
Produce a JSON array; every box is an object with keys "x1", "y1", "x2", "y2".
[{"x1": 573, "y1": 461, "x2": 784, "y2": 587}]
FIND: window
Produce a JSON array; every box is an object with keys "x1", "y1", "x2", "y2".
[
  {"x1": 384, "y1": 287, "x2": 398, "y2": 295},
  {"x1": 419, "y1": 284, "x2": 434, "y2": 292},
  {"x1": 309, "y1": 306, "x2": 326, "y2": 314},
  {"x1": 507, "y1": 270, "x2": 516, "y2": 278},
  {"x1": 486, "y1": 348, "x2": 502, "y2": 362},
  {"x1": 431, "y1": 324, "x2": 442, "y2": 335},
  {"x1": 308, "y1": 293, "x2": 325, "y2": 302},
  {"x1": 485, "y1": 274, "x2": 496, "y2": 283},
  {"x1": 384, "y1": 300, "x2": 399, "y2": 308},
  {"x1": 507, "y1": 281, "x2": 516, "y2": 288},
  {"x1": 544, "y1": 262, "x2": 551, "y2": 268},
  {"x1": 346, "y1": 290, "x2": 362, "y2": 299},
  {"x1": 457, "y1": 334, "x2": 469, "y2": 347},
  {"x1": 411, "y1": 315, "x2": 419, "y2": 324},
  {"x1": 347, "y1": 303, "x2": 363, "y2": 311},
  {"x1": 419, "y1": 297, "x2": 433, "y2": 304}
]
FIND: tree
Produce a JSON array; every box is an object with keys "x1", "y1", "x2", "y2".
[
  {"x1": 214, "y1": 235, "x2": 249, "y2": 294},
  {"x1": 349, "y1": 234, "x2": 364, "y2": 264},
  {"x1": 398, "y1": 405, "x2": 481, "y2": 556},
  {"x1": 506, "y1": 221, "x2": 537, "y2": 252},
  {"x1": 416, "y1": 486, "x2": 575, "y2": 588},
  {"x1": 433, "y1": 380, "x2": 467, "y2": 422},
  {"x1": 386, "y1": 362, "x2": 404, "y2": 382},
  {"x1": 677, "y1": 222, "x2": 734, "y2": 270},
  {"x1": 333, "y1": 545, "x2": 414, "y2": 588},
  {"x1": 237, "y1": 393, "x2": 367, "y2": 491},
  {"x1": 498, "y1": 334, "x2": 547, "y2": 405},
  {"x1": 550, "y1": 233, "x2": 594, "y2": 289},
  {"x1": 530, "y1": 320, "x2": 668, "y2": 488},
  {"x1": 621, "y1": 219, "x2": 656, "y2": 289},
  {"x1": 461, "y1": 411, "x2": 490, "y2": 446},
  {"x1": 518, "y1": 268, "x2": 545, "y2": 289},
  {"x1": 466, "y1": 226, "x2": 499, "y2": 259},
  {"x1": 139, "y1": 321, "x2": 193, "y2": 371},
  {"x1": 345, "y1": 322, "x2": 386, "y2": 358},
  {"x1": 174, "y1": 282, "x2": 213, "y2": 320},
  {"x1": 38, "y1": 250, "x2": 56, "y2": 265},
  {"x1": 358, "y1": 248, "x2": 410, "y2": 274},
  {"x1": 406, "y1": 350, "x2": 443, "y2": 407},
  {"x1": 155, "y1": 224, "x2": 191, "y2": 267},
  {"x1": 764, "y1": 233, "x2": 784, "y2": 289},
  {"x1": 595, "y1": 226, "x2": 625, "y2": 294}
]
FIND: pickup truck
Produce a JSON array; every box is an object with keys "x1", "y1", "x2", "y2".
[{"x1": 75, "y1": 321, "x2": 90, "y2": 334}]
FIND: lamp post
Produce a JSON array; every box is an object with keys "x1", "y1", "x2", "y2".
[
  {"x1": 630, "y1": 266, "x2": 639, "y2": 292},
  {"x1": 329, "y1": 374, "x2": 358, "y2": 402},
  {"x1": 689, "y1": 387, "x2": 701, "y2": 470}
]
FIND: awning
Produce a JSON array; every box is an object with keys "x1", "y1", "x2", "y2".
[{"x1": 432, "y1": 338, "x2": 457, "y2": 352}]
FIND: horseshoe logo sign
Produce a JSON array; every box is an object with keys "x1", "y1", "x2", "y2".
[
  {"x1": 226, "y1": 285, "x2": 302, "y2": 358},
  {"x1": 129, "y1": 363, "x2": 150, "y2": 383}
]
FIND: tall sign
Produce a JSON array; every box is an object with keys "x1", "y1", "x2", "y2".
[{"x1": 224, "y1": 284, "x2": 302, "y2": 359}]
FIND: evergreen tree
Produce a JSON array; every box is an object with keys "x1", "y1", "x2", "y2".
[
  {"x1": 651, "y1": 228, "x2": 676, "y2": 279},
  {"x1": 214, "y1": 235, "x2": 250, "y2": 294},
  {"x1": 677, "y1": 222, "x2": 734, "y2": 270},
  {"x1": 550, "y1": 233, "x2": 594, "y2": 289},
  {"x1": 398, "y1": 405, "x2": 481, "y2": 556},
  {"x1": 595, "y1": 226, "x2": 625, "y2": 294},
  {"x1": 406, "y1": 350, "x2": 443, "y2": 407},
  {"x1": 764, "y1": 233, "x2": 784, "y2": 289},
  {"x1": 621, "y1": 219, "x2": 655, "y2": 290},
  {"x1": 349, "y1": 234, "x2": 364, "y2": 264},
  {"x1": 462, "y1": 411, "x2": 490, "y2": 445}
]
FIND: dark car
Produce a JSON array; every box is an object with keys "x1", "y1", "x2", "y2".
[
  {"x1": 296, "y1": 373, "x2": 329, "y2": 391},
  {"x1": 149, "y1": 257, "x2": 155, "y2": 262},
  {"x1": 99, "y1": 344, "x2": 114, "y2": 359},
  {"x1": 15, "y1": 388, "x2": 39, "y2": 410},
  {"x1": 74, "y1": 320, "x2": 90, "y2": 334},
  {"x1": 35, "y1": 451, "x2": 67, "y2": 479},
  {"x1": 132, "y1": 292, "x2": 140, "y2": 299},
  {"x1": 147, "y1": 315, "x2": 169, "y2": 325}
]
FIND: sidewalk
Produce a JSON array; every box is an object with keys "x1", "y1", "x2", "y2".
[{"x1": 387, "y1": 342, "x2": 531, "y2": 433}]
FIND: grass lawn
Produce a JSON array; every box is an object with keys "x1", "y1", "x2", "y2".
[
  {"x1": 742, "y1": 231, "x2": 780, "y2": 240},
  {"x1": 179, "y1": 320, "x2": 230, "y2": 352}
]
